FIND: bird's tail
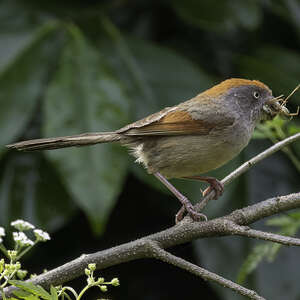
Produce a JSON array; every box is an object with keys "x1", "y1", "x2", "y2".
[{"x1": 6, "y1": 132, "x2": 122, "y2": 151}]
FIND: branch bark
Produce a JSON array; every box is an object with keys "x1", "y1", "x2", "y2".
[
  {"x1": 146, "y1": 241, "x2": 265, "y2": 300},
  {"x1": 2, "y1": 132, "x2": 300, "y2": 299},
  {"x1": 3, "y1": 192, "x2": 300, "y2": 299}
]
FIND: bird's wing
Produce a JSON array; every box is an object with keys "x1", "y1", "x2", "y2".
[{"x1": 118, "y1": 107, "x2": 234, "y2": 136}]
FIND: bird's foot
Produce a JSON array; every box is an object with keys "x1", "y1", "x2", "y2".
[
  {"x1": 202, "y1": 178, "x2": 224, "y2": 200},
  {"x1": 175, "y1": 203, "x2": 207, "y2": 224}
]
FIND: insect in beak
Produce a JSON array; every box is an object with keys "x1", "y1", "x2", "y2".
[{"x1": 264, "y1": 84, "x2": 300, "y2": 120}]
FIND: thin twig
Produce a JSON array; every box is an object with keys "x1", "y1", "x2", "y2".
[
  {"x1": 224, "y1": 222, "x2": 300, "y2": 246},
  {"x1": 146, "y1": 241, "x2": 265, "y2": 300}
]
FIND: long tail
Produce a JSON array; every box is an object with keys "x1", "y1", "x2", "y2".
[{"x1": 6, "y1": 132, "x2": 122, "y2": 151}]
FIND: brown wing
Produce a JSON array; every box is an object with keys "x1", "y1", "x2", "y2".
[{"x1": 119, "y1": 109, "x2": 234, "y2": 136}]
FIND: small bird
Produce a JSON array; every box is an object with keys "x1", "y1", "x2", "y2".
[{"x1": 7, "y1": 78, "x2": 288, "y2": 223}]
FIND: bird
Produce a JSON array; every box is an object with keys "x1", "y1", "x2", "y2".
[{"x1": 6, "y1": 78, "x2": 288, "y2": 223}]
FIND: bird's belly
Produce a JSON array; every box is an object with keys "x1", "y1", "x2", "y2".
[{"x1": 134, "y1": 125, "x2": 252, "y2": 178}]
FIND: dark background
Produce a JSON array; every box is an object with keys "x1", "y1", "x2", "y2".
[{"x1": 0, "y1": 0, "x2": 300, "y2": 299}]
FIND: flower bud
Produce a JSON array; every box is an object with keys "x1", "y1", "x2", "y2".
[
  {"x1": 111, "y1": 278, "x2": 120, "y2": 286},
  {"x1": 17, "y1": 269, "x2": 28, "y2": 280},
  {"x1": 100, "y1": 285, "x2": 107, "y2": 292},
  {"x1": 88, "y1": 263, "x2": 96, "y2": 271}
]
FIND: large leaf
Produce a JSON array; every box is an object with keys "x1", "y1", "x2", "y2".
[
  {"x1": 126, "y1": 38, "x2": 213, "y2": 116},
  {"x1": 0, "y1": 23, "x2": 65, "y2": 156},
  {"x1": 0, "y1": 22, "x2": 71, "y2": 230},
  {"x1": 0, "y1": 29, "x2": 38, "y2": 73},
  {"x1": 0, "y1": 0, "x2": 50, "y2": 72},
  {"x1": 10, "y1": 280, "x2": 52, "y2": 300},
  {"x1": 43, "y1": 25, "x2": 131, "y2": 233}
]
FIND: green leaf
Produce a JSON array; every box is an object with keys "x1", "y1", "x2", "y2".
[
  {"x1": 10, "y1": 280, "x2": 51, "y2": 300},
  {"x1": 252, "y1": 128, "x2": 269, "y2": 139},
  {"x1": 12, "y1": 292, "x2": 40, "y2": 300},
  {"x1": 12, "y1": 289, "x2": 40, "y2": 300},
  {"x1": 43, "y1": 25, "x2": 130, "y2": 233},
  {"x1": 288, "y1": 124, "x2": 300, "y2": 135},
  {"x1": 0, "y1": 29, "x2": 38, "y2": 73},
  {"x1": 237, "y1": 243, "x2": 270, "y2": 284},
  {"x1": 49, "y1": 286, "x2": 58, "y2": 300},
  {"x1": 0, "y1": 22, "x2": 65, "y2": 156},
  {"x1": 126, "y1": 38, "x2": 213, "y2": 116},
  {"x1": 0, "y1": 0, "x2": 49, "y2": 73}
]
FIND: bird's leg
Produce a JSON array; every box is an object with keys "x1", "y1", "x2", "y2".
[
  {"x1": 183, "y1": 176, "x2": 224, "y2": 200},
  {"x1": 175, "y1": 176, "x2": 224, "y2": 223},
  {"x1": 175, "y1": 205, "x2": 187, "y2": 223},
  {"x1": 154, "y1": 172, "x2": 207, "y2": 223}
]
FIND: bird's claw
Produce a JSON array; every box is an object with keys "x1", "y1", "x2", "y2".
[
  {"x1": 175, "y1": 203, "x2": 207, "y2": 224},
  {"x1": 202, "y1": 179, "x2": 224, "y2": 200}
]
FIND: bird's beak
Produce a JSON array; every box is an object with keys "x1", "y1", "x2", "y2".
[{"x1": 262, "y1": 96, "x2": 290, "y2": 120}]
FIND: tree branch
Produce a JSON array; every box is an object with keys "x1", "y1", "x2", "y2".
[
  {"x1": 3, "y1": 192, "x2": 300, "y2": 298},
  {"x1": 224, "y1": 223, "x2": 300, "y2": 246},
  {"x1": 146, "y1": 241, "x2": 265, "y2": 300}
]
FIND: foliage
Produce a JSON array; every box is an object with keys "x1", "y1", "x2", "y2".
[
  {"x1": 254, "y1": 116, "x2": 300, "y2": 172},
  {"x1": 0, "y1": 220, "x2": 50, "y2": 298},
  {"x1": 8, "y1": 263, "x2": 119, "y2": 300},
  {"x1": 0, "y1": 220, "x2": 119, "y2": 300}
]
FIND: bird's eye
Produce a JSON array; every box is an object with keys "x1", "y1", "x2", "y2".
[{"x1": 253, "y1": 91, "x2": 260, "y2": 99}]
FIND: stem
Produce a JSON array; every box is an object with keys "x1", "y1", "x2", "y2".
[
  {"x1": 0, "y1": 245, "x2": 8, "y2": 258},
  {"x1": 59, "y1": 287, "x2": 78, "y2": 299},
  {"x1": 0, "y1": 269, "x2": 17, "y2": 290},
  {"x1": 61, "y1": 291, "x2": 73, "y2": 300},
  {"x1": 77, "y1": 284, "x2": 91, "y2": 300},
  {"x1": 15, "y1": 242, "x2": 38, "y2": 261},
  {"x1": 281, "y1": 147, "x2": 300, "y2": 172},
  {"x1": 0, "y1": 291, "x2": 6, "y2": 300}
]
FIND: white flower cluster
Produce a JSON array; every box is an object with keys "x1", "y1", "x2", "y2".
[
  {"x1": 0, "y1": 220, "x2": 51, "y2": 250},
  {"x1": 0, "y1": 226, "x2": 5, "y2": 243},
  {"x1": 34, "y1": 229, "x2": 50, "y2": 242},
  {"x1": 13, "y1": 232, "x2": 34, "y2": 246},
  {"x1": 11, "y1": 220, "x2": 35, "y2": 231}
]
